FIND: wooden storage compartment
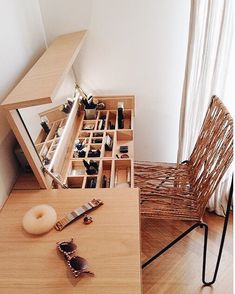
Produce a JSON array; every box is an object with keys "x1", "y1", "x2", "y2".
[
  {"x1": 100, "y1": 160, "x2": 113, "y2": 188},
  {"x1": 50, "y1": 138, "x2": 60, "y2": 152},
  {"x1": 92, "y1": 132, "x2": 103, "y2": 138},
  {"x1": 35, "y1": 130, "x2": 47, "y2": 145},
  {"x1": 47, "y1": 121, "x2": 61, "y2": 140},
  {"x1": 107, "y1": 111, "x2": 116, "y2": 130},
  {"x1": 78, "y1": 131, "x2": 91, "y2": 138},
  {"x1": 91, "y1": 137, "x2": 103, "y2": 144},
  {"x1": 114, "y1": 159, "x2": 132, "y2": 188},
  {"x1": 34, "y1": 105, "x2": 69, "y2": 165},
  {"x1": 46, "y1": 138, "x2": 61, "y2": 161},
  {"x1": 96, "y1": 110, "x2": 107, "y2": 130},
  {"x1": 35, "y1": 117, "x2": 66, "y2": 163},
  {"x1": 67, "y1": 176, "x2": 84, "y2": 188},
  {"x1": 66, "y1": 161, "x2": 86, "y2": 188},
  {"x1": 59, "y1": 118, "x2": 67, "y2": 128},
  {"x1": 83, "y1": 111, "x2": 98, "y2": 121},
  {"x1": 88, "y1": 144, "x2": 102, "y2": 158},
  {"x1": 123, "y1": 109, "x2": 132, "y2": 129},
  {"x1": 83, "y1": 159, "x2": 100, "y2": 176},
  {"x1": 116, "y1": 130, "x2": 133, "y2": 158},
  {"x1": 96, "y1": 119, "x2": 106, "y2": 130},
  {"x1": 39, "y1": 141, "x2": 52, "y2": 163},
  {"x1": 73, "y1": 138, "x2": 89, "y2": 158},
  {"x1": 104, "y1": 131, "x2": 114, "y2": 157},
  {"x1": 82, "y1": 120, "x2": 96, "y2": 130},
  {"x1": 68, "y1": 160, "x2": 86, "y2": 176},
  {"x1": 35, "y1": 116, "x2": 67, "y2": 165},
  {"x1": 39, "y1": 141, "x2": 51, "y2": 156},
  {"x1": 85, "y1": 176, "x2": 97, "y2": 188},
  {"x1": 98, "y1": 110, "x2": 107, "y2": 120}
]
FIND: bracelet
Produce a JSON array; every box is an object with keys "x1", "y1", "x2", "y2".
[{"x1": 54, "y1": 199, "x2": 103, "y2": 231}]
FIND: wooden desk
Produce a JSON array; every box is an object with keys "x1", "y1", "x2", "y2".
[{"x1": 0, "y1": 188, "x2": 141, "y2": 294}]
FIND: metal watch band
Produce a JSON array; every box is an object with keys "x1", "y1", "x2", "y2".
[{"x1": 54, "y1": 199, "x2": 103, "y2": 231}]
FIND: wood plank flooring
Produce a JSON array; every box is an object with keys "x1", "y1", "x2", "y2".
[{"x1": 141, "y1": 211, "x2": 233, "y2": 294}]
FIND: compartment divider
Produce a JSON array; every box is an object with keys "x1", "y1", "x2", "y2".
[{"x1": 63, "y1": 96, "x2": 134, "y2": 189}]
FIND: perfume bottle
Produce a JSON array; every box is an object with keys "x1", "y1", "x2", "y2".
[
  {"x1": 102, "y1": 175, "x2": 107, "y2": 188},
  {"x1": 40, "y1": 119, "x2": 50, "y2": 134},
  {"x1": 117, "y1": 102, "x2": 124, "y2": 129},
  {"x1": 67, "y1": 97, "x2": 74, "y2": 107}
]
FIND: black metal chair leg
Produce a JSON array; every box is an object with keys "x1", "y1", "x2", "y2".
[
  {"x1": 200, "y1": 223, "x2": 209, "y2": 284},
  {"x1": 201, "y1": 176, "x2": 233, "y2": 286},
  {"x1": 142, "y1": 176, "x2": 233, "y2": 286},
  {"x1": 142, "y1": 222, "x2": 202, "y2": 269}
]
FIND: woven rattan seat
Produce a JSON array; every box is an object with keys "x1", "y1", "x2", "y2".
[
  {"x1": 135, "y1": 162, "x2": 200, "y2": 220},
  {"x1": 135, "y1": 96, "x2": 233, "y2": 221}
]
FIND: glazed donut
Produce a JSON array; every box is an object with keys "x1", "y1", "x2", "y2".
[{"x1": 22, "y1": 205, "x2": 57, "y2": 235}]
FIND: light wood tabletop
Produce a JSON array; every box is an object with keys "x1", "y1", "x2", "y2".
[{"x1": 0, "y1": 188, "x2": 141, "y2": 294}]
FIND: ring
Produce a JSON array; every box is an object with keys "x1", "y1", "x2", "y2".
[{"x1": 83, "y1": 214, "x2": 93, "y2": 225}]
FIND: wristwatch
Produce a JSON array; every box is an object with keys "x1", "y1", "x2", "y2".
[{"x1": 54, "y1": 199, "x2": 103, "y2": 231}]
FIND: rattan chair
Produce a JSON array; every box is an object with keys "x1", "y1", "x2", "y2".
[{"x1": 135, "y1": 96, "x2": 233, "y2": 286}]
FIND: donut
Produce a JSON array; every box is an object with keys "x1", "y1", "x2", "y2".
[{"x1": 22, "y1": 204, "x2": 57, "y2": 235}]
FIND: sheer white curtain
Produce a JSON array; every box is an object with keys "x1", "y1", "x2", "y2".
[{"x1": 177, "y1": 0, "x2": 233, "y2": 216}]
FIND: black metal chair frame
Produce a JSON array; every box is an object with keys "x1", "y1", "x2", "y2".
[{"x1": 142, "y1": 175, "x2": 233, "y2": 286}]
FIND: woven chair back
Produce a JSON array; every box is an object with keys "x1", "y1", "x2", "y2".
[{"x1": 189, "y1": 96, "x2": 233, "y2": 218}]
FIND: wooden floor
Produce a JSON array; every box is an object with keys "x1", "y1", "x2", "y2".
[{"x1": 141, "y1": 211, "x2": 233, "y2": 294}]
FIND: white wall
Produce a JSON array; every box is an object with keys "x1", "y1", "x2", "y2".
[
  {"x1": 39, "y1": 0, "x2": 92, "y2": 44},
  {"x1": 39, "y1": 0, "x2": 190, "y2": 162},
  {"x1": 0, "y1": 0, "x2": 46, "y2": 207}
]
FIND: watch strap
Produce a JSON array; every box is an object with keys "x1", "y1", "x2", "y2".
[{"x1": 54, "y1": 199, "x2": 103, "y2": 231}]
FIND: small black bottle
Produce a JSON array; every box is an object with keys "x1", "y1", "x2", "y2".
[
  {"x1": 117, "y1": 102, "x2": 124, "y2": 129},
  {"x1": 102, "y1": 175, "x2": 107, "y2": 188},
  {"x1": 40, "y1": 120, "x2": 50, "y2": 134}
]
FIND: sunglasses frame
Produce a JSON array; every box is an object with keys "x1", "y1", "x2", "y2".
[{"x1": 57, "y1": 238, "x2": 94, "y2": 278}]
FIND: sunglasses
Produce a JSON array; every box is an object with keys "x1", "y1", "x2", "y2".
[{"x1": 57, "y1": 238, "x2": 94, "y2": 278}]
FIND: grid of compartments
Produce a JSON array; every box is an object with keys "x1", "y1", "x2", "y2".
[
  {"x1": 65, "y1": 108, "x2": 134, "y2": 189},
  {"x1": 35, "y1": 112, "x2": 68, "y2": 165}
]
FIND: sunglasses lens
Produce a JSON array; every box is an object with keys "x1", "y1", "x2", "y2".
[
  {"x1": 59, "y1": 242, "x2": 77, "y2": 253},
  {"x1": 69, "y1": 256, "x2": 87, "y2": 271}
]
